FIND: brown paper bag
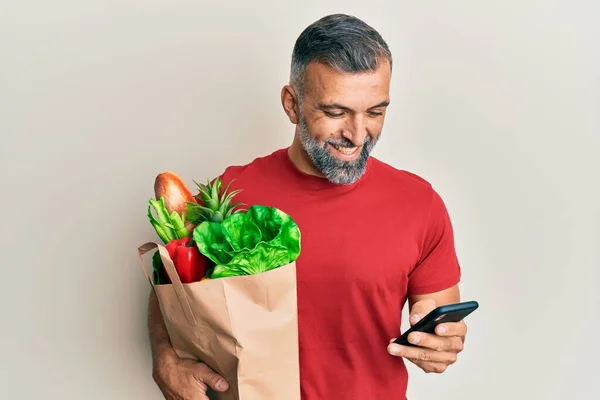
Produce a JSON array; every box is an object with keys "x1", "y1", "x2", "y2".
[{"x1": 138, "y1": 241, "x2": 301, "y2": 400}]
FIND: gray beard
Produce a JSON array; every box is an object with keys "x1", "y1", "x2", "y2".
[{"x1": 297, "y1": 114, "x2": 379, "y2": 185}]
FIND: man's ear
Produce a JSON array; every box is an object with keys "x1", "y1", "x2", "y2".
[{"x1": 281, "y1": 85, "x2": 300, "y2": 124}]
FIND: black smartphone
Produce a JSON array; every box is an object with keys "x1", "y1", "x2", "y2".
[{"x1": 393, "y1": 300, "x2": 479, "y2": 346}]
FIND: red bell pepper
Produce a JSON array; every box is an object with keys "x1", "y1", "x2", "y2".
[{"x1": 165, "y1": 237, "x2": 208, "y2": 283}]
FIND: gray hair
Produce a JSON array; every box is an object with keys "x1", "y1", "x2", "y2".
[{"x1": 290, "y1": 14, "x2": 392, "y2": 98}]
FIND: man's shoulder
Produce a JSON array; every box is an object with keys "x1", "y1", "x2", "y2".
[
  {"x1": 219, "y1": 147, "x2": 285, "y2": 181},
  {"x1": 371, "y1": 156, "x2": 435, "y2": 194},
  {"x1": 370, "y1": 157, "x2": 453, "y2": 232}
]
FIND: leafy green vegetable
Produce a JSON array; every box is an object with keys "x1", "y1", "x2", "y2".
[
  {"x1": 192, "y1": 204, "x2": 301, "y2": 279},
  {"x1": 148, "y1": 197, "x2": 189, "y2": 244}
]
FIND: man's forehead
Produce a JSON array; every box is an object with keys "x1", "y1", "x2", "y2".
[
  {"x1": 302, "y1": 62, "x2": 391, "y2": 106},
  {"x1": 305, "y1": 62, "x2": 390, "y2": 88}
]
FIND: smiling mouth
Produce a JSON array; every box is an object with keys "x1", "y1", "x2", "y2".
[{"x1": 329, "y1": 143, "x2": 360, "y2": 156}]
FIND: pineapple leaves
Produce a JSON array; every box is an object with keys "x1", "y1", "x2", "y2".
[
  {"x1": 187, "y1": 177, "x2": 245, "y2": 224},
  {"x1": 192, "y1": 204, "x2": 301, "y2": 279}
]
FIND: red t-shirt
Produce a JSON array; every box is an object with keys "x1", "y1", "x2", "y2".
[{"x1": 219, "y1": 147, "x2": 461, "y2": 400}]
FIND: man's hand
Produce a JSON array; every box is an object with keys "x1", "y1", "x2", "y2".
[
  {"x1": 148, "y1": 290, "x2": 229, "y2": 399},
  {"x1": 387, "y1": 299, "x2": 467, "y2": 374},
  {"x1": 152, "y1": 348, "x2": 229, "y2": 400}
]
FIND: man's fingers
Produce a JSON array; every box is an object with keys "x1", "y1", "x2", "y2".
[
  {"x1": 408, "y1": 359, "x2": 450, "y2": 374},
  {"x1": 387, "y1": 343, "x2": 458, "y2": 365},
  {"x1": 190, "y1": 393, "x2": 210, "y2": 400},
  {"x1": 194, "y1": 363, "x2": 229, "y2": 392},
  {"x1": 406, "y1": 331, "x2": 464, "y2": 353},
  {"x1": 435, "y1": 320, "x2": 468, "y2": 338}
]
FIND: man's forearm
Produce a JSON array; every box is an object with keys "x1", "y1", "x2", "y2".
[{"x1": 147, "y1": 289, "x2": 175, "y2": 364}]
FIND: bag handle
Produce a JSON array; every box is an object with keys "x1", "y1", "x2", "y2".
[{"x1": 137, "y1": 242, "x2": 198, "y2": 326}]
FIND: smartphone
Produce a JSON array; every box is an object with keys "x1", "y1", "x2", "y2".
[{"x1": 393, "y1": 300, "x2": 479, "y2": 346}]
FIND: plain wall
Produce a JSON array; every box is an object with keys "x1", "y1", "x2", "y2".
[{"x1": 1, "y1": 1, "x2": 598, "y2": 399}]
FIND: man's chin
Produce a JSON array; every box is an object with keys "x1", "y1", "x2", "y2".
[
  {"x1": 324, "y1": 168, "x2": 365, "y2": 185},
  {"x1": 320, "y1": 161, "x2": 369, "y2": 185}
]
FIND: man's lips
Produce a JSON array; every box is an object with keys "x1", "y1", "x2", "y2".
[{"x1": 328, "y1": 143, "x2": 360, "y2": 159}]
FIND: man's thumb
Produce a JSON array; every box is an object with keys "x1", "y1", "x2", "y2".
[
  {"x1": 197, "y1": 364, "x2": 229, "y2": 392},
  {"x1": 410, "y1": 299, "x2": 436, "y2": 326}
]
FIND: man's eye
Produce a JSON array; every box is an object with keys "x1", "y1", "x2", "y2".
[
  {"x1": 325, "y1": 111, "x2": 345, "y2": 118},
  {"x1": 368, "y1": 111, "x2": 384, "y2": 117}
]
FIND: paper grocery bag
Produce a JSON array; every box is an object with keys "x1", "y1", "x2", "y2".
[{"x1": 137, "y1": 242, "x2": 301, "y2": 400}]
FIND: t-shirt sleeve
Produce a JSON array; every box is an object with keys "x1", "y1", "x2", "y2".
[{"x1": 407, "y1": 188, "x2": 462, "y2": 296}]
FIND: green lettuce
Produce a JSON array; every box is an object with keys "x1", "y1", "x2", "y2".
[{"x1": 192, "y1": 204, "x2": 301, "y2": 279}]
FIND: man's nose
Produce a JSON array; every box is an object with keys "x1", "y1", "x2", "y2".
[{"x1": 342, "y1": 115, "x2": 367, "y2": 145}]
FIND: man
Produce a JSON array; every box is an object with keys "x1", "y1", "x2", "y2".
[{"x1": 148, "y1": 13, "x2": 468, "y2": 400}]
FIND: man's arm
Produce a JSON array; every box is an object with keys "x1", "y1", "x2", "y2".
[
  {"x1": 148, "y1": 290, "x2": 176, "y2": 368},
  {"x1": 147, "y1": 290, "x2": 230, "y2": 398}
]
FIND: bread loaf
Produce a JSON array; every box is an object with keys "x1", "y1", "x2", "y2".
[{"x1": 153, "y1": 171, "x2": 196, "y2": 215}]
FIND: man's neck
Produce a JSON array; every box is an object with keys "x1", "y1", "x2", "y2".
[{"x1": 287, "y1": 137, "x2": 326, "y2": 178}]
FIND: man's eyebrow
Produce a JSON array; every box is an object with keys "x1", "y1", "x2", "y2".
[
  {"x1": 316, "y1": 101, "x2": 390, "y2": 110},
  {"x1": 317, "y1": 103, "x2": 350, "y2": 110},
  {"x1": 369, "y1": 101, "x2": 390, "y2": 109}
]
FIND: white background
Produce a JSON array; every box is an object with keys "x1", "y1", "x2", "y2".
[{"x1": 1, "y1": 1, "x2": 599, "y2": 399}]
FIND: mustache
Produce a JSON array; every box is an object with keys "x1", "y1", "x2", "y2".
[{"x1": 325, "y1": 136, "x2": 371, "y2": 148}]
